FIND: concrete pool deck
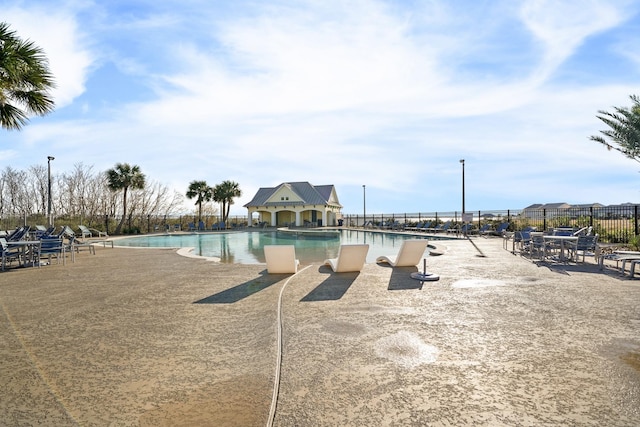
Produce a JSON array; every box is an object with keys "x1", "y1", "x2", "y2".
[{"x1": 1, "y1": 236, "x2": 639, "y2": 426}]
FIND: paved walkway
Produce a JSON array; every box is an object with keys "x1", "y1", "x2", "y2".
[{"x1": 1, "y1": 237, "x2": 639, "y2": 426}]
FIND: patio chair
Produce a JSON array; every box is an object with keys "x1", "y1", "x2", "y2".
[
  {"x1": 489, "y1": 222, "x2": 509, "y2": 237},
  {"x1": 405, "y1": 221, "x2": 421, "y2": 232},
  {"x1": 428, "y1": 221, "x2": 451, "y2": 233},
  {"x1": 324, "y1": 244, "x2": 369, "y2": 273},
  {"x1": 417, "y1": 221, "x2": 432, "y2": 232},
  {"x1": 526, "y1": 233, "x2": 547, "y2": 260},
  {"x1": 264, "y1": 245, "x2": 299, "y2": 274},
  {"x1": 29, "y1": 225, "x2": 53, "y2": 239},
  {"x1": 552, "y1": 228, "x2": 574, "y2": 236},
  {"x1": 78, "y1": 225, "x2": 108, "y2": 238},
  {"x1": 68, "y1": 235, "x2": 96, "y2": 256},
  {"x1": 505, "y1": 230, "x2": 531, "y2": 254},
  {"x1": 449, "y1": 223, "x2": 473, "y2": 234},
  {"x1": 1, "y1": 237, "x2": 23, "y2": 271},
  {"x1": 38, "y1": 237, "x2": 67, "y2": 265},
  {"x1": 376, "y1": 239, "x2": 429, "y2": 267},
  {"x1": 572, "y1": 226, "x2": 593, "y2": 236},
  {"x1": 475, "y1": 224, "x2": 491, "y2": 235},
  {"x1": 7, "y1": 226, "x2": 30, "y2": 242},
  {"x1": 571, "y1": 235, "x2": 598, "y2": 262},
  {"x1": 406, "y1": 221, "x2": 429, "y2": 232}
]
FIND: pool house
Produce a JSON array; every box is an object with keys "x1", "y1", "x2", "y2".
[{"x1": 244, "y1": 182, "x2": 343, "y2": 227}]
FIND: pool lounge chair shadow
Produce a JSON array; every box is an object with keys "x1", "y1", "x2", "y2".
[
  {"x1": 531, "y1": 259, "x2": 614, "y2": 277},
  {"x1": 194, "y1": 272, "x2": 284, "y2": 304},
  {"x1": 382, "y1": 266, "x2": 424, "y2": 290},
  {"x1": 300, "y1": 266, "x2": 358, "y2": 301}
]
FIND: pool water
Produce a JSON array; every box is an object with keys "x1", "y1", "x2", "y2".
[{"x1": 114, "y1": 230, "x2": 439, "y2": 264}]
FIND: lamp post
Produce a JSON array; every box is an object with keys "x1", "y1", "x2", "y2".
[
  {"x1": 460, "y1": 159, "x2": 465, "y2": 215},
  {"x1": 47, "y1": 156, "x2": 55, "y2": 227},
  {"x1": 362, "y1": 185, "x2": 366, "y2": 226},
  {"x1": 460, "y1": 159, "x2": 466, "y2": 236}
]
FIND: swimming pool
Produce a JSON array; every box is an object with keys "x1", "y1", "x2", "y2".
[{"x1": 114, "y1": 230, "x2": 445, "y2": 264}]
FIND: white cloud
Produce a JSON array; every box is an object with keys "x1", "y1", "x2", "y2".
[
  {"x1": 519, "y1": 0, "x2": 628, "y2": 79},
  {"x1": 4, "y1": 0, "x2": 640, "y2": 215},
  {"x1": 4, "y1": 5, "x2": 94, "y2": 108}
]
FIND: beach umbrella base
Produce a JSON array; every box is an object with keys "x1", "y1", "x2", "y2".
[{"x1": 411, "y1": 259, "x2": 440, "y2": 281}]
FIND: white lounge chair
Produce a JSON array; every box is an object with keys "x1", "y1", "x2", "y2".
[
  {"x1": 376, "y1": 239, "x2": 429, "y2": 267},
  {"x1": 597, "y1": 250, "x2": 640, "y2": 271},
  {"x1": 324, "y1": 244, "x2": 369, "y2": 272},
  {"x1": 264, "y1": 245, "x2": 300, "y2": 274},
  {"x1": 78, "y1": 225, "x2": 108, "y2": 238}
]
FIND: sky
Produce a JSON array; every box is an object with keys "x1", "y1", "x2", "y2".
[{"x1": 3, "y1": 0, "x2": 640, "y2": 217}]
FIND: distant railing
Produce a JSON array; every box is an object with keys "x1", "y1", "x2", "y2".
[
  {"x1": 0, "y1": 214, "x2": 251, "y2": 236},
  {"x1": 4, "y1": 205, "x2": 639, "y2": 243},
  {"x1": 343, "y1": 205, "x2": 640, "y2": 243}
]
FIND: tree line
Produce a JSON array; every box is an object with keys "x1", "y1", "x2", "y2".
[
  {"x1": 0, "y1": 162, "x2": 184, "y2": 233},
  {"x1": 0, "y1": 161, "x2": 244, "y2": 234}
]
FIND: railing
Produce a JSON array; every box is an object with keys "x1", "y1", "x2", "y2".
[
  {"x1": 4, "y1": 205, "x2": 639, "y2": 243},
  {"x1": 342, "y1": 205, "x2": 640, "y2": 243},
  {"x1": 0, "y1": 214, "x2": 251, "y2": 236}
]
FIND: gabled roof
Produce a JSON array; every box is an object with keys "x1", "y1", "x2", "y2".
[
  {"x1": 523, "y1": 202, "x2": 570, "y2": 210},
  {"x1": 523, "y1": 203, "x2": 543, "y2": 210},
  {"x1": 524, "y1": 202, "x2": 611, "y2": 210},
  {"x1": 243, "y1": 182, "x2": 342, "y2": 208},
  {"x1": 571, "y1": 203, "x2": 605, "y2": 208},
  {"x1": 542, "y1": 202, "x2": 571, "y2": 209}
]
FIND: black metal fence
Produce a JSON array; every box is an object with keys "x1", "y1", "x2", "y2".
[
  {"x1": 0, "y1": 214, "x2": 251, "y2": 236},
  {"x1": 343, "y1": 205, "x2": 640, "y2": 243},
  {"x1": 4, "y1": 205, "x2": 640, "y2": 243}
]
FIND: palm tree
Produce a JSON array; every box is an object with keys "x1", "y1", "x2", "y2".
[
  {"x1": 0, "y1": 22, "x2": 55, "y2": 131},
  {"x1": 186, "y1": 180, "x2": 213, "y2": 223},
  {"x1": 590, "y1": 94, "x2": 640, "y2": 163},
  {"x1": 106, "y1": 163, "x2": 146, "y2": 234},
  {"x1": 213, "y1": 180, "x2": 242, "y2": 224}
]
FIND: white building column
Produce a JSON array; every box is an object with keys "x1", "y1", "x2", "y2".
[
  {"x1": 271, "y1": 211, "x2": 277, "y2": 226},
  {"x1": 295, "y1": 211, "x2": 301, "y2": 227},
  {"x1": 322, "y1": 210, "x2": 327, "y2": 227}
]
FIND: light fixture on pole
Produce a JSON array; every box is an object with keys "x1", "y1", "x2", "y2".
[
  {"x1": 460, "y1": 159, "x2": 466, "y2": 236},
  {"x1": 47, "y1": 156, "x2": 55, "y2": 227},
  {"x1": 362, "y1": 185, "x2": 366, "y2": 226},
  {"x1": 459, "y1": 159, "x2": 465, "y2": 215}
]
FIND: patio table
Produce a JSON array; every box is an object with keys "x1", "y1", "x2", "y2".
[
  {"x1": 543, "y1": 235, "x2": 578, "y2": 262},
  {"x1": 6, "y1": 240, "x2": 41, "y2": 269}
]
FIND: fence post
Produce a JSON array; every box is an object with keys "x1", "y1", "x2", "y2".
[
  {"x1": 543, "y1": 209, "x2": 547, "y2": 232},
  {"x1": 635, "y1": 205, "x2": 639, "y2": 237}
]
